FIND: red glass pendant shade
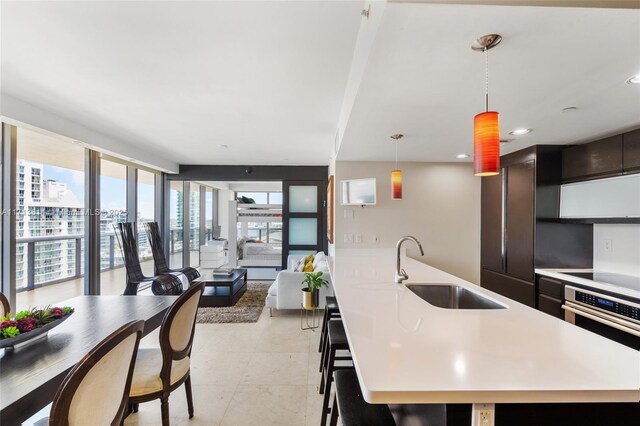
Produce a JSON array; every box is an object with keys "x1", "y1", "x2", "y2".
[
  {"x1": 391, "y1": 170, "x2": 402, "y2": 200},
  {"x1": 474, "y1": 111, "x2": 500, "y2": 176}
]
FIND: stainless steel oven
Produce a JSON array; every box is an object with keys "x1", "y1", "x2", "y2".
[{"x1": 563, "y1": 285, "x2": 640, "y2": 350}]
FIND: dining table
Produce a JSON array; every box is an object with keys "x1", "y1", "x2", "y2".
[{"x1": 0, "y1": 295, "x2": 178, "y2": 424}]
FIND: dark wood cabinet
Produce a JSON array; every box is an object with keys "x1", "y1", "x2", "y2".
[
  {"x1": 480, "y1": 174, "x2": 503, "y2": 273},
  {"x1": 481, "y1": 146, "x2": 593, "y2": 308},
  {"x1": 505, "y1": 160, "x2": 535, "y2": 281},
  {"x1": 562, "y1": 135, "x2": 623, "y2": 181},
  {"x1": 537, "y1": 276, "x2": 564, "y2": 300},
  {"x1": 538, "y1": 294, "x2": 563, "y2": 319},
  {"x1": 482, "y1": 269, "x2": 535, "y2": 307},
  {"x1": 536, "y1": 275, "x2": 567, "y2": 319},
  {"x1": 623, "y1": 128, "x2": 640, "y2": 172}
]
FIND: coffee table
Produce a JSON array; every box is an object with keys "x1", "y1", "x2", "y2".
[{"x1": 194, "y1": 268, "x2": 248, "y2": 307}]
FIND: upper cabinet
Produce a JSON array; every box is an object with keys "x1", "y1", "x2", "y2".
[
  {"x1": 562, "y1": 135, "x2": 623, "y2": 182},
  {"x1": 561, "y1": 129, "x2": 640, "y2": 182},
  {"x1": 623, "y1": 129, "x2": 640, "y2": 172}
]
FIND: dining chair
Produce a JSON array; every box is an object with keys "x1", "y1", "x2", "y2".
[
  {"x1": 145, "y1": 221, "x2": 201, "y2": 284},
  {"x1": 0, "y1": 292, "x2": 10, "y2": 317},
  {"x1": 48, "y1": 320, "x2": 145, "y2": 426},
  {"x1": 128, "y1": 282, "x2": 205, "y2": 425},
  {"x1": 114, "y1": 222, "x2": 184, "y2": 296}
]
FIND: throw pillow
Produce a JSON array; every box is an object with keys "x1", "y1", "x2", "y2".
[
  {"x1": 305, "y1": 254, "x2": 315, "y2": 264},
  {"x1": 312, "y1": 252, "x2": 325, "y2": 268},
  {"x1": 294, "y1": 258, "x2": 305, "y2": 272},
  {"x1": 303, "y1": 261, "x2": 314, "y2": 272}
]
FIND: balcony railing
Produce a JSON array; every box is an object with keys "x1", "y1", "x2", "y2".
[{"x1": 15, "y1": 227, "x2": 215, "y2": 293}]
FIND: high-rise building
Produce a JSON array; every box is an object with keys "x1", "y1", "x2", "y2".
[{"x1": 16, "y1": 160, "x2": 83, "y2": 288}]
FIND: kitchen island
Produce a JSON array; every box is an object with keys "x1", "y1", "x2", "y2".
[{"x1": 329, "y1": 248, "x2": 640, "y2": 424}]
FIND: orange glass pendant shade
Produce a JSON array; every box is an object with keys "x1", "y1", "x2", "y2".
[
  {"x1": 474, "y1": 111, "x2": 500, "y2": 176},
  {"x1": 391, "y1": 170, "x2": 402, "y2": 200}
]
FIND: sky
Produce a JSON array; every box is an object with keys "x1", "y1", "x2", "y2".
[{"x1": 42, "y1": 164, "x2": 155, "y2": 219}]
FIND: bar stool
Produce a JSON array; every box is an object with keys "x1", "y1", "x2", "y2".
[
  {"x1": 320, "y1": 319, "x2": 353, "y2": 426},
  {"x1": 329, "y1": 369, "x2": 395, "y2": 426},
  {"x1": 319, "y1": 296, "x2": 340, "y2": 353}
]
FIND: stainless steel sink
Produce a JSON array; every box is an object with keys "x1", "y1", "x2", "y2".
[{"x1": 405, "y1": 284, "x2": 506, "y2": 310}]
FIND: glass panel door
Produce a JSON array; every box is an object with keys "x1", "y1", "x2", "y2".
[{"x1": 283, "y1": 181, "x2": 325, "y2": 269}]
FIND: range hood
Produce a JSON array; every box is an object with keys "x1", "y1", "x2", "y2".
[{"x1": 559, "y1": 174, "x2": 640, "y2": 221}]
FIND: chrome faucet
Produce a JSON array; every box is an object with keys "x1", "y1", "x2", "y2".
[{"x1": 395, "y1": 236, "x2": 425, "y2": 283}]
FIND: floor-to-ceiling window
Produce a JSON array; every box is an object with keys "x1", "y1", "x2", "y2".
[
  {"x1": 169, "y1": 181, "x2": 184, "y2": 268},
  {"x1": 5, "y1": 123, "x2": 166, "y2": 306},
  {"x1": 205, "y1": 187, "x2": 214, "y2": 240},
  {"x1": 15, "y1": 128, "x2": 86, "y2": 310},
  {"x1": 100, "y1": 159, "x2": 127, "y2": 271},
  {"x1": 137, "y1": 169, "x2": 156, "y2": 275},
  {"x1": 235, "y1": 191, "x2": 283, "y2": 246},
  {"x1": 189, "y1": 182, "x2": 200, "y2": 266}
]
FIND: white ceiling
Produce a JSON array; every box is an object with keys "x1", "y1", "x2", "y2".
[
  {"x1": 1, "y1": 1, "x2": 363, "y2": 166},
  {"x1": 2, "y1": 2, "x2": 639, "y2": 168},
  {"x1": 337, "y1": 3, "x2": 640, "y2": 162}
]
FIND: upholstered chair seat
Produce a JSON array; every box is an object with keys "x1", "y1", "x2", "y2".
[
  {"x1": 47, "y1": 321, "x2": 144, "y2": 425},
  {"x1": 129, "y1": 348, "x2": 191, "y2": 397},
  {"x1": 128, "y1": 282, "x2": 205, "y2": 425}
]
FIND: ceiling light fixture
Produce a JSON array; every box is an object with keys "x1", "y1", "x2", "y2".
[
  {"x1": 390, "y1": 134, "x2": 403, "y2": 200},
  {"x1": 500, "y1": 139, "x2": 514, "y2": 144},
  {"x1": 509, "y1": 128, "x2": 532, "y2": 136},
  {"x1": 217, "y1": 144, "x2": 229, "y2": 148},
  {"x1": 626, "y1": 73, "x2": 640, "y2": 84},
  {"x1": 561, "y1": 106, "x2": 577, "y2": 113},
  {"x1": 456, "y1": 154, "x2": 470, "y2": 159},
  {"x1": 472, "y1": 34, "x2": 502, "y2": 177}
]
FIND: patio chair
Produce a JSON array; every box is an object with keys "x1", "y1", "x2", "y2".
[
  {"x1": 114, "y1": 222, "x2": 184, "y2": 296},
  {"x1": 145, "y1": 222, "x2": 200, "y2": 284}
]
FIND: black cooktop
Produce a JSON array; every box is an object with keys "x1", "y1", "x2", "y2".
[{"x1": 562, "y1": 272, "x2": 640, "y2": 293}]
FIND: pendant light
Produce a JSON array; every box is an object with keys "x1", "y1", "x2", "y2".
[
  {"x1": 472, "y1": 34, "x2": 502, "y2": 176},
  {"x1": 390, "y1": 134, "x2": 403, "y2": 200}
]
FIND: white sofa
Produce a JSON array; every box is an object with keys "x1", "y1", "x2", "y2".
[{"x1": 266, "y1": 252, "x2": 333, "y2": 314}]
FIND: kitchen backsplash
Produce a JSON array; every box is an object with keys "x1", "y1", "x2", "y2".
[{"x1": 593, "y1": 224, "x2": 640, "y2": 277}]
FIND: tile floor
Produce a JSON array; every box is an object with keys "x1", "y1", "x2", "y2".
[{"x1": 124, "y1": 308, "x2": 330, "y2": 426}]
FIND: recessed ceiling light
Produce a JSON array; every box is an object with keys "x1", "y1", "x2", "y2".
[
  {"x1": 217, "y1": 144, "x2": 228, "y2": 148},
  {"x1": 626, "y1": 73, "x2": 640, "y2": 84},
  {"x1": 279, "y1": 157, "x2": 289, "y2": 161},
  {"x1": 456, "y1": 154, "x2": 470, "y2": 159},
  {"x1": 500, "y1": 139, "x2": 514, "y2": 144},
  {"x1": 509, "y1": 128, "x2": 532, "y2": 136},
  {"x1": 561, "y1": 107, "x2": 577, "y2": 113}
]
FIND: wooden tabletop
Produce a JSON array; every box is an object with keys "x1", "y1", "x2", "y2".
[{"x1": 0, "y1": 295, "x2": 177, "y2": 424}]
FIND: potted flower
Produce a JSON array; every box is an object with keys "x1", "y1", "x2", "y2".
[{"x1": 301, "y1": 271, "x2": 329, "y2": 310}]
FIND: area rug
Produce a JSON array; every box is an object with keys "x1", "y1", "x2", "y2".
[{"x1": 196, "y1": 281, "x2": 272, "y2": 324}]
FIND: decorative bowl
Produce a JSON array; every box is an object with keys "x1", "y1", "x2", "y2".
[{"x1": 0, "y1": 313, "x2": 73, "y2": 350}]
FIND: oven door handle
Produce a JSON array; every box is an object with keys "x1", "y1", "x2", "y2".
[{"x1": 562, "y1": 304, "x2": 640, "y2": 337}]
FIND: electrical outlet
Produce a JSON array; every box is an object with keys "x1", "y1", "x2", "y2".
[
  {"x1": 472, "y1": 403, "x2": 495, "y2": 426},
  {"x1": 604, "y1": 239, "x2": 613, "y2": 253},
  {"x1": 354, "y1": 234, "x2": 362, "y2": 243},
  {"x1": 373, "y1": 235, "x2": 380, "y2": 244}
]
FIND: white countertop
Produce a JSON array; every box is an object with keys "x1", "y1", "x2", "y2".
[
  {"x1": 535, "y1": 268, "x2": 640, "y2": 300},
  {"x1": 330, "y1": 249, "x2": 640, "y2": 404}
]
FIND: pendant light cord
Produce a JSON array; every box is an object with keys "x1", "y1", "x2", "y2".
[
  {"x1": 395, "y1": 139, "x2": 398, "y2": 169},
  {"x1": 484, "y1": 47, "x2": 489, "y2": 112}
]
